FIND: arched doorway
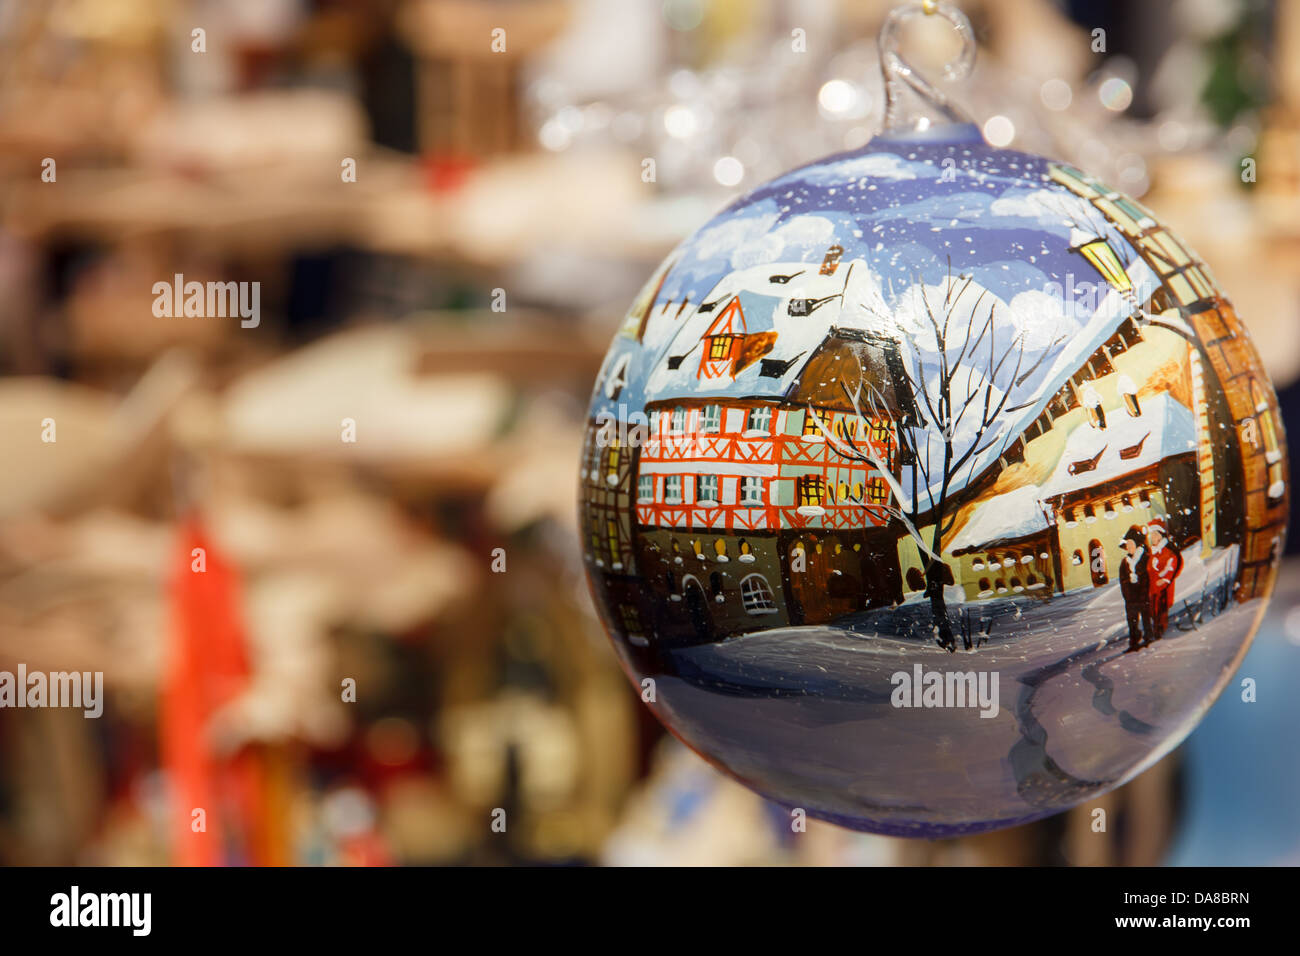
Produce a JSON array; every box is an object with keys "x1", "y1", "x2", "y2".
[{"x1": 682, "y1": 577, "x2": 713, "y2": 642}]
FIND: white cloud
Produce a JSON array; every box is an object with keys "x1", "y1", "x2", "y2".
[
  {"x1": 778, "y1": 152, "x2": 937, "y2": 187},
  {"x1": 988, "y1": 188, "x2": 1096, "y2": 232},
  {"x1": 728, "y1": 214, "x2": 838, "y2": 269},
  {"x1": 1006, "y1": 288, "x2": 1077, "y2": 350},
  {"x1": 689, "y1": 209, "x2": 780, "y2": 264}
]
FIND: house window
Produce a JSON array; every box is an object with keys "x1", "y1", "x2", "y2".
[
  {"x1": 1089, "y1": 351, "x2": 1114, "y2": 378},
  {"x1": 1089, "y1": 539, "x2": 1108, "y2": 587},
  {"x1": 670, "y1": 407, "x2": 685, "y2": 433},
  {"x1": 691, "y1": 540, "x2": 705, "y2": 560},
  {"x1": 637, "y1": 474, "x2": 654, "y2": 501},
  {"x1": 696, "y1": 474, "x2": 719, "y2": 503},
  {"x1": 797, "y1": 475, "x2": 825, "y2": 507},
  {"x1": 1120, "y1": 315, "x2": 1144, "y2": 347},
  {"x1": 701, "y1": 404, "x2": 722, "y2": 432},
  {"x1": 1072, "y1": 550, "x2": 1084, "y2": 566},
  {"x1": 708, "y1": 335, "x2": 734, "y2": 360},
  {"x1": 802, "y1": 410, "x2": 825, "y2": 437},
  {"x1": 1054, "y1": 381, "x2": 1080, "y2": 417},
  {"x1": 604, "y1": 439, "x2": 620, "y2": 482},
  {"x1": 740, "y1": 574, "x2": 778, "y2": 614},
  {"x1": 714, "y1": 539, "x2": 728, "y2": 561},
  {"x1": 1251, "y1": 380, "x2": 1286, "y2": 500},
  {"x1": 870, "y1": 418, "x2": 891, "y2": 444},
  {"x1": 852, "y1": 481, "x2": 865, "y2": 501},
  {"x1": 607, "y1": 520, "x2": 619, "y2": 563},
  {"x1": 739, "y1": 539, "x2": 753, "y2": 560},
  {"x1": 665, "y1": 475, "x2": 682, "y2": 503},
  {"x1": 1186, "y1": 266, "x2": 1215, "y2": 300},
  {"x1": 978, "y1": 577, "x2": 991, "y2": 592},
  {"x1": 741, "y1": 476, "x2": 763, "y2": 504},
  {"x1": 837, "y1": 481, "x2": 850, "y2": 502},
  {"x1": 746, "y1": 406, "x2": 772, "y2": 433},
  {"x1": 619, "y1": 606, "x2": 643, "y2": 638},
  {"x1": 866, "y1": 477, "x2": 889, "y2": 503}
]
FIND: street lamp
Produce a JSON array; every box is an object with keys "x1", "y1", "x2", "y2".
[{"x1": 1069, "y1": 227, "x2": 1147, "y2": 324}]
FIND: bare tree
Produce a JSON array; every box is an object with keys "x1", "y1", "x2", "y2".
[{"x1": 814, "y1": 265, "x2": 1037, "y2": 650}]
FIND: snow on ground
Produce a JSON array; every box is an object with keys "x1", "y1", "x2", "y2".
[{"x1": 649, "y1": 546, "x2": 1257, "y2": 836}]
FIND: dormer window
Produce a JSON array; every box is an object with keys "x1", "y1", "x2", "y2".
[
  {"x1": 1066, "y1": 447, "x2": 1107, "y2": 478},
  {"x1": 1117, "y1": 374, "x2": 1140, "y2": 417},
  {"x1": 1119, "y1": 433, "x2": 1150, "y2": 461},
  {"x1": 1081, "y1": 383, "x2": 1106, "y2": 430}
]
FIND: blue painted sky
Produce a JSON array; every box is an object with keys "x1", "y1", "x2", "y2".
[{"x1": 590, "y1": 136, "x2": 1141, "y2": 431}]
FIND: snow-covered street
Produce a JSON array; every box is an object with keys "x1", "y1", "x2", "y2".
[{"x1": 650, "y1": 553, "x2": 1260, "y2": 836}]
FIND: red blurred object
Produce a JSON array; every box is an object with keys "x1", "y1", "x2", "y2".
[
  {"x1": 422, "y1": 153, "x2": 477, "y2": 193},
  {"x1": 160, "y1": 514, "x2": 264, "y2": 866}
]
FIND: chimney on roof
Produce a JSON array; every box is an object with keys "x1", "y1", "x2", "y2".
[{"x1": 819, "y1": 244, "x2": 844, "y2": 276}]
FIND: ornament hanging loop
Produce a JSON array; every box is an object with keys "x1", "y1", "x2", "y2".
[{"x1": 879, "y1": 0, "x2": 976, "y2": 135}]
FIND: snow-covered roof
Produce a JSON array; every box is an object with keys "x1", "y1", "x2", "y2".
[
  {"x1": 643, "y1": 257, "x2": 891, "y2": 401},
  {"x1": 1039, "y1": 391, "x2": 1197, "y2": 500},
  {"x1": 899, "y1": 256, "x2": 1161, "y2": 514},
  {"x1": 949, "y1": 485, "x2": 1050, "y2": 553}
]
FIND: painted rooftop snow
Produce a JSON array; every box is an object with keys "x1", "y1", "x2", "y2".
[
  {"x1": 592, "y1": 135, "x2": 1157, "y2": 509},
  {"x1": 1040, "y1": 392, "x2": 1198, "y2": 499},
  {"x1": 949, "y1": 485, "x2": 1051, "y2": 554}
]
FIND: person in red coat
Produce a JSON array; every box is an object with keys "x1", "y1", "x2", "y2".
[{"x1": 1146, "y1": 517, "x2": 1183, "y2": 641}]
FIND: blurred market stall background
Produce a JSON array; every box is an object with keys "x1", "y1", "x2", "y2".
[{"x1": 0, "y1": 0, "x2": 1297, "y2": 866}]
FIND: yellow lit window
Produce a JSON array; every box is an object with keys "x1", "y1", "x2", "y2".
[{"x1": 797, "y1": 476, "x2": 824, "y2": 507}]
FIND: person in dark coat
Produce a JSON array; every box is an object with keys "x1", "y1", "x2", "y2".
[{"x1": 1118, "y1": 525, "x2": 1152, "y2": 652}]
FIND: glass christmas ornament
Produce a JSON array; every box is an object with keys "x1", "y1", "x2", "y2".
[{"x1": 579, "y1": 1, "x2": 1288, "y2": 835}]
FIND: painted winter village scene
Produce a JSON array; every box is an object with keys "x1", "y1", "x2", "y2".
[{"x1": 579, "y1": 140, "x2": 1288, "y2": 835}]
